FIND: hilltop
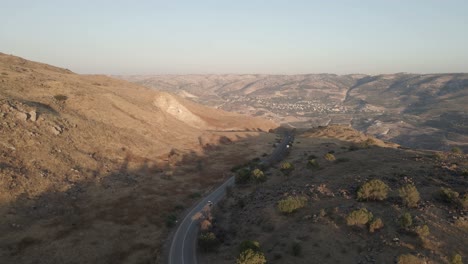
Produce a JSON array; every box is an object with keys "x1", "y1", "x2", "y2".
[
  {"x1": 0, "y1": 53, "x2": 277, "y2": 263},
  {"x1": 201, "y1": 126, "x2": 467, "y2": 264},
  {"x1": 118, "y1": 74, "x2": 468, "y2": 151}
]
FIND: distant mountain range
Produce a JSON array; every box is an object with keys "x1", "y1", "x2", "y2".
[{"x1": 117, "y1": 73, "x2": 468, "y2": 151}]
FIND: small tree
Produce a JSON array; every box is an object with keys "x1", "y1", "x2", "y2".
[
  {"x1": 357, "y1": 179, "x2": 389, "y2": 201},
  {"x1": 198, "y1": 232, "x2": 219, "y2": 252},
  {"x1": 399, "y1": 184, "x2": 420, "y2": 208},
  {"x1": 397, "y1": 254, "x2": 424, "y2": 264},
  {"x1": 414, "y1": 225, "x2": 430, "y2": 238},
  {"x1": 307, "y1": 159, "x2": 320, "y2": 169},
  {"x1": 235, "y1": 168, "x2": 251, "y2": 184},
  {"x1": 399, "y1": 212, "x2": 413, "y2": 229}
]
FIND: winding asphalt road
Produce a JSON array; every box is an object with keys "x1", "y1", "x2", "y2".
[{"x1": 167, "y1": 132, "x2": 293, "y2": 264}]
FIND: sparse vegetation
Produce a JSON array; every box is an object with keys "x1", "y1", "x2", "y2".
[
  {"x1": 440, "y1": 187, "x2": 460, "y2": 203},
  {"x1": 369, "y1": 218, "x2": 384, "y2": 232},
  {"x1": 399, "y1": 212, "x2": 413, "y2": 229},
  {"x1": 357, "y1": 179, "x2": 389, "y2": 201},
  {"x1": 397, "y1": 254, "x2": 424, "y2": 264},
  {"x1": 399, "y1": 184, "x2": 420, "y2": 208},
  {"x1": 451, "y1": 147, "x2": 463, "y2": 154},
  {"x1": 239, "y1": 240, "x2": 261, "y2": 253},
  {"x1": 324, "y1": 153, "x2": 336, "y2": 161},
  {"x1": 277, "y1": 195, "x2": 307, "y2": 214},
  {"x1": 346, "y1": 208, "x2": 373, "y2": 226}
]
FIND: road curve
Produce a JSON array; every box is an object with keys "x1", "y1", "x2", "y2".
[{"x1": 167, "y1": 132, "x2": 293, "y2": 264}]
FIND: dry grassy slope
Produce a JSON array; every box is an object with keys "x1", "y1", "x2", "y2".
[
  {"x1": 0, "y1": 52, "x2": 276, "y2": 200},
  {"x1": 206, "y1": 126, "x2": 467, "y2": 264},
  {"x1": 0, "y1": 53, "x2": 278, "y2": 264}
]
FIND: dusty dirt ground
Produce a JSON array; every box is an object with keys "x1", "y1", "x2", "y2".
[{"x1": 204, "y1": 126, "x2": 467, "y2": 263}]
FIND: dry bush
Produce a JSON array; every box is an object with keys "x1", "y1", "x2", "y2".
[
  {"x1": 357, "y1": 179, "x2": 390, "y2": 201},
  {"x1": 399, "y1": 184, "x2": 421, "y2": 208},
  {"x1": 414, "y1": 225, "x2": 430, "y2": 238},
  {"x1": 346, "y1": 208, "x2": 373, "y2": 226},
  {"x1": 369, "y1": 218, "x2": 384, "y2": 232},
  {"x1": 451, "y1": 254, "x2": 463, "y2": 264},
  {"x1": 251, "y1": 168, "x2": 266, "y2": 183},
  {"x1": 277, "y1": 196, "x2": 308, "y2": 214},
  {"x1": 324, "y1": 153, "x2": 336, "y2": 161},
  {"x1": 440, "y1": 187, "x2": 460, "y2": 202},
  {"x1": 236, "y1": 249, "x2": 267, "y2": 264}
]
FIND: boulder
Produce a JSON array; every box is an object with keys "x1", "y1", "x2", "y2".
[
  {"x1": 29, "y1": 110, "x2": 37, "y2": 122},
  {"x1": 16, "y1": 112, "x2": 28, "y2": 121}
]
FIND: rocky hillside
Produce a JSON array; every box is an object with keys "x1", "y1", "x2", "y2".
[
  {"x1": 0, "y1": 53, "x2": 277, "y2": 264},
  {"x1": 202, "y1": 126, "x2": 467, "y2": 264},
  {"x1": 118, "y1": 74, "x2": 468, "y2": 151}
]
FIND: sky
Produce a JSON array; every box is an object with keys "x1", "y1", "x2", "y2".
[{"x1": 1, "y1": 0, "x2": 468, "y2": 75}]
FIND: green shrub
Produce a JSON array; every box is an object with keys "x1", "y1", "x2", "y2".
[
  {"x1": 346, "y1": 208, "x2": 373, "y2": 226},
  {"x1": 235, "y1": 168, "x2": 251, "y2": 184},
  {"x1": 399, "y1": 184, "x2": 420, "y2": 208},
  {"x1": 251, "y1": 168, "x2": 266, "y2": 183},
  {"x1": 166, "y1": 214, "x2": 177, "y2": 228},
  {"x1": 440, "y1": 187, "x2": 460, "y2": 203},
  {"x1": 277, "y1": 196, "x2": 308, "y2": 214},
  {"x1": 307, "y1": 159, "x2": 320, "y2": 169},
  {"x1": 399, "y1": 212, "x2": 413, "y2": 229},
  {"x1": 324, "y1": 153, "x2": 336, "y2": 161},
  {"x1": 451, "y1": 147, "x2": 463, "y2": 154},
  {"x1": 239, "y1": 240, "x2": 260, "y2": 253},
  {"x1": 369, "y1": 218, "x2": 384, "y2": 232},
  {"x1": 414, "y1": 224, "x2": 430, "y2": 237},
  {"x1": 357, "y1": 179, "x2": 389, "y2": 201},
  {"x1": 198, "y1": 232, "x2": 219, "y2": 252},
  {"x1": 236, "y1": 249, "x2": 267, "y2": 264},
  {"x1": 397, "y1": 254, "x2": 424, "y2": 264},
  {"x1": 291, "y1": 242, "x2": 302, "y2": 256},
  {"x1": 451, "y1": 254, "x2": 463, "y2": 264}
]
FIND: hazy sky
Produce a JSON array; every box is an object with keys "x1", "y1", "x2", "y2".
[{"x1": 1, "y1": 0, "x2": 468, "y2": 74}]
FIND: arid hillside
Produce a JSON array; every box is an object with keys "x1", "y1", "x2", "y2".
[
  {"x1": 118, "y1": 74, "x2": 468, "y2": 151},
  {"x1": 202, "y1": 126, "x2": 467, "y2": 264},
  {"x1": 0, "y1": 53, "x2": 277, "y2": 263}
]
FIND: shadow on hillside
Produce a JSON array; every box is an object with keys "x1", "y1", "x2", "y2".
[{"x1": 0, "y1": 130, "x2": 280, "y2": 264}]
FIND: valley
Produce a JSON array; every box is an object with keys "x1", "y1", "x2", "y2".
[{"x1": 118, "y1": 74, "x2": 468, "y2": 152}]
